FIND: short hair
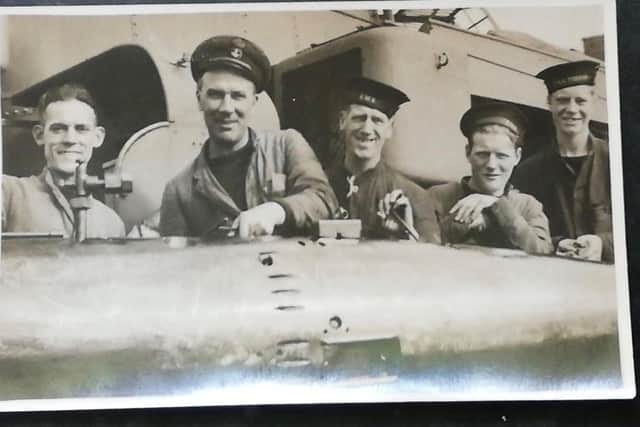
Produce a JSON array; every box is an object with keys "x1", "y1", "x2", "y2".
[
  {"x1": 467, "y1": 124, "x2": 521, "y2": 148},
  {"x1": 37, "y1": 83, "x2": 99, "y2": 124}
]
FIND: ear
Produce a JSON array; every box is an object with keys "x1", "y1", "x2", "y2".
[
  {"x1": 93, "y1": 126, "x2": 106, "y2": 148},
  {"x1": 32, "y1": 124, "x2": 45, "y2": 146},
  {"x1": 338, "y1": 110, "x2": 348, "y2": 132},
  {"x1": 514, "y1": 146, "x2": 522, "y2": 165},
  {"x1": 196, "y1": 89, "x2": 204, "y2": 112},
  {"x1": 382, "y1": 118, "x2": 393, "y2": 141},
  {"x1": 465, "y1": 142, "x2": 472, "y2": 159}
]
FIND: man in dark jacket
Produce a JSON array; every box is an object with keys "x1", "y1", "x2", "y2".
[
  {"x1": 159, "y1": 36, "x2": 337, "y2": 238},
  {"x1": 511, "y1": 60, "x2": 613, "y2": 262},
  {"x1": 328, "y1": 77, "x2": 440, "y2": 242},
  {"x1": 427, "y1": 103, "x2": 553, "y2": 254}
]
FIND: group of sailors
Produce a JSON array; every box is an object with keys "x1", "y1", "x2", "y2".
[{"x1": 2, "y1": 35, "x2": 613, "y2": 263}]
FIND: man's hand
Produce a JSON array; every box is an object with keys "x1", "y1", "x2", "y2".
[
  {"x1": 449, "y1": 194, "x2": 498, "y2": 229},
  {"x1": 377, "y1": 189, "x2": 414, "y2": 237},
  {"x1": 233, "y1": 202, "x2": 286, "y2": 239},
  {"x1": 556, "y1": 238, "x2": 579, "y2": 258},
  {"x1": 556, "y1": 234, "x2": 603, "y2": 261}
]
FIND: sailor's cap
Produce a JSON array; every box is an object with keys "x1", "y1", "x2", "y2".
[
  {"x1": 536, "y1": 60, "x2": 599, "y2": 94},
  {"x1": 460, "y1": 102, "x2": 528, "y2": 144},
  {"x1": 340, "y1": 76, "x2": 410, "y2": 118}
]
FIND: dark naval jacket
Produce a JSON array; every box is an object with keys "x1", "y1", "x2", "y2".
[
  {"x1": 329, "y1": 162, "x2": 440, "y2": 243},
  {"x1": 511, "y1": 135, "x2": 613, "y2": 262}
]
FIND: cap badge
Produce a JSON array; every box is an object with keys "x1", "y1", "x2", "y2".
[
  {"x1": 230, "y1": 47, "x2": 243, "y2": 59},
  {"x1": 358, "y1": 94, "x2": 377, "y2": 104}
]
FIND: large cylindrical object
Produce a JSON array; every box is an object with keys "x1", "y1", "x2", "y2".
[{"x1": 0, "y1": 238, "x2": 622, "y2": 407}]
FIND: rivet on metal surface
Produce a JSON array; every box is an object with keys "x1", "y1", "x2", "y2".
[
  {"x1": 259, "y1": 254, "x2": 274, "y2": 266},
  {"x1": 329, "y1": 316, "x2": 342, "y2": 329},
  {"x1": 436, "y1": 52, "x2": 449, "y2": 69}
]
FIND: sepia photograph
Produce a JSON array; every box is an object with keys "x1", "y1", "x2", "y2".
[{"x1": 0, "y1": 0, "x2": 634, "y2": 411}]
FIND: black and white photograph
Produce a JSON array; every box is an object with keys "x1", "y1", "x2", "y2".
[{"x1": 0, "y1": 0, "x2": 634, "y2": 411}]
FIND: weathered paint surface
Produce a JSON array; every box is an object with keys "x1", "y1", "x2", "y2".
[{"x1": 0, "y1": 237, "x2": 620, "y2": 402}]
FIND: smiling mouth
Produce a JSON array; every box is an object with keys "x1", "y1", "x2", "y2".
[
  {"x1": 355, "y1": 137, "x2": 376, "y2": 144},
  {"x1": 218, "y1": 121, "x2": 238, "y2": 129}
]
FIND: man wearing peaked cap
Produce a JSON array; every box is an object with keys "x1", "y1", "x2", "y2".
[
  {"x1": 328, "y1": 76, "x2": 440, "y2": 242},
  {"x1": 159, "y1": 36, "x2": 337, "y2": 238},
  {"x1": 189, "y1": 35, "x2": 271, "y2": 93},
  {"x1": 427, "y1": 102, "x2": 553, "y2": 254},
  {"x1": 511, "y1": 60, "x2": 613, "y2": 262}
]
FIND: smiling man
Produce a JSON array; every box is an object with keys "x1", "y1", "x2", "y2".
[
  {"x1": 159, "y1": 36, "x2": 337, "y2": 238},
  {"x1": 511, "y1": 60, "x2": 613, "y2": 262},
  {"x1": 2, "y1": 83, "x2": 125, "y2": 238},
  {"x1": 328, "y1": 77, "x2": 440, "y2": 242},
  {"x1": 427, "y1": 103, "x2": 553, "y2": 254}
]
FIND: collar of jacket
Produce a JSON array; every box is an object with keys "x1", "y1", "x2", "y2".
[
  {"x1": 544, "y1": 133, "x2": 610, "y2": 207},
  {"x1": 342, "y1": 159, "x2": 385, "y2": 183},
  {"x1": 39, "y1": 167, "x2": 76, "y2": 225},
  {"x1": 544, "y1": 133, "x2": 603, "y2": 169}
]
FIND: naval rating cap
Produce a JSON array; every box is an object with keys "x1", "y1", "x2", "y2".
[
  {"x1": 460, "y1": 102, "x2": 528, "y2": 144},
  {"x1": 340, "y1": 76, "x2": 410, "y2": 118},
  {"x1": 536, "y1": 60, "x2": 599, "y2": 94}
]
